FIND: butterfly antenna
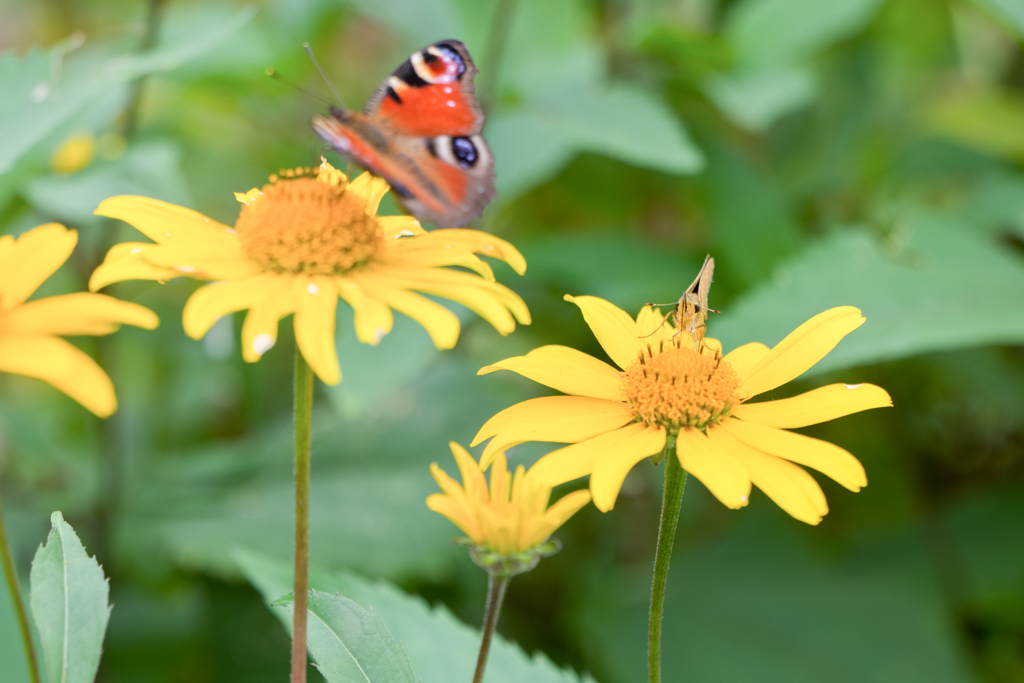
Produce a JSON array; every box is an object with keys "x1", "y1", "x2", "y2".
[
  {"x1": 303, "y1": 43, "x2": 345, "y2": 108},
  {"x1": 265, "y1": 67, "x2": 334, "y2": 106}
]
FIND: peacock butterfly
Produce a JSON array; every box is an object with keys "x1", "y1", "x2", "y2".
[{"x1": 311, "y1": 40, "x2": 495, "y2": 229}]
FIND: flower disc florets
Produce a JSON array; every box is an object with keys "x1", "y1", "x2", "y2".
[
  {"x1": 235, "y1": 166, "x2": 384, "y2": 274},
  {"x1": 621, "y1": 339, "x2": 741, "y2": 432}
]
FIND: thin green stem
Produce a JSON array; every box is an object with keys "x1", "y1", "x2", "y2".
[
  {"x1": 121, "y1": 0, "x2": 165, "y2": 139},
  {"x1": 472, "y1": 573, "x2": 510, "y2": 683},
  {"x1": 648, "y1": 447, "x2": 687, "y2": 683},
  {"x1": 291, "y1": 349, "x2": 314, "y2": 683},
  {"x1": 0, "y1": 492, "x2": 41, "y2": 683},
  {"x1": 480, "y1": 0, "x2": 519, "y2": 111}
]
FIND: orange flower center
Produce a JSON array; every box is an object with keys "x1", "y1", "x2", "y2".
[
  {"x1": 235, "y1": 166, "x2": 384, "y2": 275},
  {"x1": 620, "y1": 340, "x2": 741, "y2": 432}
]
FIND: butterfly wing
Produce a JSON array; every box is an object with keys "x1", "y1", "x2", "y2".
[{"x1": 313, "y1": 40, "x2": 494, "y2": 228}]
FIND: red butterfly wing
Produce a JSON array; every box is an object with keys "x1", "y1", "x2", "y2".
[{"x1": 364, "y1": 41, "x2": 484, "y2": 138}]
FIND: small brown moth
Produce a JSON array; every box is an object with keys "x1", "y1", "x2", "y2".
[{"x1": 645, "y1": 254, "x2": 719, "y2": 348}]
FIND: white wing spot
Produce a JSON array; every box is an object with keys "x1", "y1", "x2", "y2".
[
  {"x1": 444, "y1": 86, "x2": 452, "y2": 94},
  {"x1": 844, "y1": 383, "x2": 864, "y2": 390},
  {"x1": 446, "y1": 100, "x2": 456, "y2": 108},
  {"x1": 252, "y1": 333, "x2": 275, "y2": 356},
  {"x1": 307, "y1": 283, "x2": 320, "y2": 295}
]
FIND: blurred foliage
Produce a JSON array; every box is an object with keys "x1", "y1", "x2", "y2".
[{"x1": 1, "y1": 0, "x2": 1023, "y2": 681}]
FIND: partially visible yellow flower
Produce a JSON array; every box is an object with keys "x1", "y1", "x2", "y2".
[
  {"x1": 472, "y1": 296, "x2": 893, "y2": 524},
  {"x1": 0, "y1": 223, "x2": 159, "y2": 416},
  {"x1": 89, "y1": 161, "x2": 530, "y2": 385},
  {"x1": 427, "y1": 442, "x2": 591, "y2": 556},
  {"x1": 51, "y1": 131, "x2": 96, "y2": 174}
]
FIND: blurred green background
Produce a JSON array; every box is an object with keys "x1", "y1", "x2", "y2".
[{"x1": 1, "y1": 0, "x2": 1023, "y2": 681}]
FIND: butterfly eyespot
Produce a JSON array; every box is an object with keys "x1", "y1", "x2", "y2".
[{"x1": 451, "y1": 137, "x2": 478, "y2": 168}]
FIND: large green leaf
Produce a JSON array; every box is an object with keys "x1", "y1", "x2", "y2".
[
  {"x1": 277, "y1": 590, "x2": 417, "y2": 683},
  {"x1": 704, "y1": 65, "x2": 816, "y2": 132},
  {"x1": 577, "y1": 509, "x2": 977, "y2": 683},
  {"x1": 237, "y1": 550, "x2": 595, "y2": 683},
  {"x1": 712, "y1": 216, "x2": 1024, "y2": 375},
  {"x1": 29, "y1": 511, "x2": 111, "y2": 683},
  {"x1": 725, "y1": 0, "x2": 885, "y2": 67},
  {"x1": 0, "y1": 7, "x2": 254, "y2": 175}
]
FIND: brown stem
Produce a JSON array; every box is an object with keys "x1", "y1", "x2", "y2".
[
  {"x1": 291, "y1": 349, "x2": 314, "y2": 683},
  {"x1": 472, "y1": 573, "x2": 510, "y2": 683}
]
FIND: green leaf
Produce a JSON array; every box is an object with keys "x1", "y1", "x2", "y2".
[
  {"x1": 23, "y1": 140, "x2": 192, "y2": 228},
  {"x1": 704, "y1": 65, "x2": 816, "y2": 132},
  {"x1": 237, "y1": 550, "x2": 595, "y2": 683},
  {"x1": 923, "y1": 88, "x2": 1024, "y2": 162},
  {"x1": 278, "y1": 590, "x2": 417, "y2": 683},
  {"x1": 725, "y1": 0, "x2": 885, "y2": 67},
  {"x1": 0, "y1": 7, "x2": 254, "y2": 175},
  {"x1": 970, "y1": 0, "x2": 1024, "y2": 39},
  {"x1": 29, "y1": 511, "x2": 111, "y2": 683},
  {"x1": 712, "y1": 216, "x2": 1024, "y2": 375},
  {"x1": 577, "y1": 511, "x2": 977, "y2": 683}
]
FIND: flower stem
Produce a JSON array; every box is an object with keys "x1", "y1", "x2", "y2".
[
  {"x1": 472, "y1": 573, "x2": 510, "y2": 683},
  {"x1": 648, "y1": 448, "x2": 687, "y2": 683},
  {"x1": 0, "y1": 492, "x2": 41, "y2": 683},
  {"x1": 291, "y1": 349, "x2": 314, "y2": 683},
  {"x1": 480, "y1": 0, "x2": 519, "y2": 111}
]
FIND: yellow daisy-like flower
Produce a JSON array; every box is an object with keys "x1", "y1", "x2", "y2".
[
  {"x1": 0, "y1": 223, "x2": 159, "y2": 417},
  {"x1": 472, "y1": 295, "x2": 893, "y2": 524},
  {"x1": 427, "y1": 442, "x2": 592, "y2": 556},
  {"x1": 89, "y1": 161, "x2": 530, "y2": 384}
]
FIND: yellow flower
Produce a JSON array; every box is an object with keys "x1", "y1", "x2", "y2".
[
  {"x1": 51, "y1": 131, "x2": 96, "y2": 174},
  {"x1": 472, "y1": 296, "x2": 893, "y2": 524},
  {"x1": 0, "y1": 223, "x2": 159, "y2": 417},
  {"x1": 427, "y1": 442, "x2": 591, "y2": 556},
  {"x1": 89, "y1": 161, "x2": 530, "y2": 385}
]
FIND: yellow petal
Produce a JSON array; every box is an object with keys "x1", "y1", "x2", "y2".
[
  {"x1": 426, "y1": 493, "x2": 482, "y2": 544},
  {"x1": 635, "y1": 305, "x2": 673, "y2": 345},
  {"x1": 541, "y1": 489, "x2": 591, "y2": 530},
  {"x1": 733, "y1": 383, "x2": 892, "y2": 428},
  {"x1": 95, "y1": 195, "x2": 238, "y2": 246},
  {"x1": 89, "y1": 244, "x2": 181, "y2": 290},
  {"x1": 182, "y1": 274, "x2": 281, "y2": 339},
  {"x1": 370, "y1": 286, "x2": 460, "y2": 349},
  {"x1": 239, "y1": 279, "x2": 298, "y2": 362},
  {"x1": 741, "y1": 307, "x2": 865, "y2": 398},
  {"x1": 128, "y1": 243, "x2": 262, "y2": 281},
  {"x1": 429, "y1": 462, "x2": 468, "y2": 500},
  {"x1": 478, "y1": 345, "x2": 623, "y2": 401},
  {"x1": 293, "y1": 276, "x2": 341, "y2": 385},
  {"x1": 720, "y1": 418, "x2": 866, "y2": 491},
  {"x1": 414, "y1": 229, "x2": 528, "y2": 275},
  {"x1": 531, "y1": 422, "x2": 664, "y2": 488},
  {"x1": 564, "y1": 295, "x2": 642, "y2": 370},
  {"x1": 384, "y1": 246, "x2": 496, "y2": 280},
  {"x1": 378, "y1": 216, "x2": 426, "y2": 238},
  {"x1": 335, "y1": 280, "x2": 394, "y2": 345},
  {"x1": 472, "y1": 396, "x2": 635, "y2": 468},
  {"x1": 489, "y1": 452, "x2": 510, "y2": 503},
  {"x1": 6, "y1": 293, "x2": 158, "y2": 336},
  {"x1": 676, "y1": 428, "x2": 751, "y2": 509},
  {"x1": 368, "y1": 266, "x2": 530, "y2": 328},
  {"x1": 589, "y1": 425, "x2": 667, "y2": 511},
  {"x1": 348, "y1": 172, "x2": 390, "y2": 215},
  {"x1": 722, "y1": 342, "x2": 769, "y2": 381},
  {"x1": 0, "y1": 224, "x2": 77, "y2": 310},
  {"x1": 716, "y1": 428, "x2": 828, "y2": 525},
  {"x1": 0, "y1": 334, "x2": 116, "y2": 417},
  {"x1": 450, "y1": 442, "x2": 488, "y2": 504}
]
